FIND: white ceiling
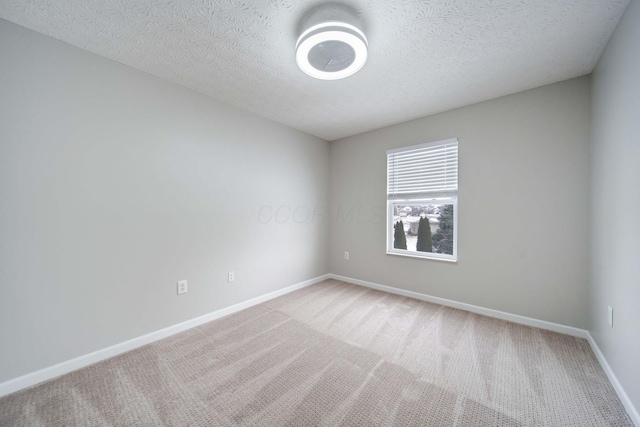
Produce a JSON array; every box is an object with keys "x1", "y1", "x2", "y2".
[{"x1": 0, "y1": 0, "x2": 630, "y2": 141}]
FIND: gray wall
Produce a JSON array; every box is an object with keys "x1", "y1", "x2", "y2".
[
  {"x1": 589, "y1": 0, "x2": 640, "y2": 412},
  {"x1": 329, "y1": 77, "x2": 592, "y2": 328},
  {"x1": 0, "y1": 19, "x2": 330, "y2": 383},
  {"x1": 3, "y1": 4, "x2": 637, "y2": 410}
]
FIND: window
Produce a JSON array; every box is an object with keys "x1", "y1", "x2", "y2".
[{"x1": 387, "y1": 138, "x2": 458, "y2": 261}]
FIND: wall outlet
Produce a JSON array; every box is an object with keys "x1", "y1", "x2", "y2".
[
  {"x1": 344, "y1": 251, "x2": 350, "y2": 260},
  {"x1": 608, "y1": 306, "x2": 613, "y2": 327},
  {"x1": 177, "y1": 280, "x2": 188, "y2": 295},
  {"x1": 228, "y1": 271, "x2": 235, "y2": 283}
]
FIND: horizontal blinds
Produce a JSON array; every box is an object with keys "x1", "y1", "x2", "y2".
[{"x1": 387, "y1": 139, "x2": 458, "y2": 199}]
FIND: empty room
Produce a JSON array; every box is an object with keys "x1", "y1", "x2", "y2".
[{"x1": 0, "y1": 0, "x2": 639, "y2": 425}]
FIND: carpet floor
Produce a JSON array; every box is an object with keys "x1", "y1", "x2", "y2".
[{"x1": 0, "y1": 279, "x2": 632, "y2": 426}]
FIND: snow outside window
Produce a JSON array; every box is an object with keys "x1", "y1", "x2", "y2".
[{"x1": 387, "y1": 138, "x2": 458, "y2": 261}]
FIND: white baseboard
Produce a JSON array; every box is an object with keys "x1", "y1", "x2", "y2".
[
  {"x1": 0, "y1": 274, "x2": 329, "y2": 398},
  {"x1": 329, "y1": 274, "x2": 588, "y2": 338},
  {"x1": 3, "y1": 272, "x2": 637, "y2": 427},
  {"x1": 329, "y1": 273, "x2": 639, "y2": 426},
  {"x1": 586, "y1": 332, "x2": 640, "y2": 426}
]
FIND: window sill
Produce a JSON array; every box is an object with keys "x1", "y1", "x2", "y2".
[{"x1": 386, "y1": 251, "x2": 457, "y2": 263}]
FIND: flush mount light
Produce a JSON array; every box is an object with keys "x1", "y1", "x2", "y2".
[{"x1": 296, "y1": 21, "x2": 368, "y2": 80}]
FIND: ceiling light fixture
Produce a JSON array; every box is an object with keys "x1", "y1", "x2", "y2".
[{"x1": 296, "y1": 6, "x2": 368, "y2": 80}]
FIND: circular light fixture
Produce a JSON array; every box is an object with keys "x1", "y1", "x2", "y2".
[{"x1": 296, "y1": 21, "x2": 368, "y2": 80}]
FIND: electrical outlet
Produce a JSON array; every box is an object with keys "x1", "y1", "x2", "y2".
[
  {"x1": 608, "y1": 306, "x2": 613, "y2": 328},
  {"x1": 177, "y1": 280, "x2": 188, "y2": 295},
  {"x1": 228, "y1": 271, "x2": 235, "y2": 283},
  {"x1": 344, "y1": 251, "x2": 350, "y2": 260}
]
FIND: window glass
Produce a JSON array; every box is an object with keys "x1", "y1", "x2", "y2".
[{"x1": 387, "y1": 139, "x2": 458, "y2": 261}]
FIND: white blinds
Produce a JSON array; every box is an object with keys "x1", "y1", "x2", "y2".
[{"x1": 387, "y1": 138, "x2": 458, "y2": 200}]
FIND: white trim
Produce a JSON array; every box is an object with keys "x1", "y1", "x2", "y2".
[
  {"x1": 386, "y1": 251, "x2": 457, "y2": 263},
  {"x1": 386, "y1": 137, "x2": 458, "y2": 155},
  {"x1": 0, "y1": 274, "x2": 329, "y2": 398},
  {"x1": 387, "y1": 197, "x2": 458, "y2": 261},
  {"x1": 328, "y1": 274, "x2": 588, "y2": 338},
  {"x1": 329, "y1": 273, "x2": 640, "y2": 425},
  {"x1": 3, "y1": 272, "x2": 637, "y2": 427},
  {"x1": 586, "y1": 332, "x2": 640, "y2": 426}
]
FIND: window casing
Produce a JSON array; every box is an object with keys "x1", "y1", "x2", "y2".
[{"x1": 387, "y1": 138, "x2": 458, "y2": 261}]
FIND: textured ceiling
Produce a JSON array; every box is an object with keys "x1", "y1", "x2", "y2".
[{"x1": 0, "y1": 0, "x2": 630, "y2": 141}]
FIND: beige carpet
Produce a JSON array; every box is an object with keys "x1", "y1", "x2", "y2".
[{"x1": 0, "y1": 279, "x2": 632, "y2": 426}]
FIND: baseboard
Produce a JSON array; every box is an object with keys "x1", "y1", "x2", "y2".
[
  {"x1": 329, "y1": 273, "x2": 640, "y2": 425},
  {"x1": 586, "y1": 332, "x2": 640, "y2": 426},
  {"x1": 4, "y1": 273, "x2": 637, "y2": 426},
  {"x1": 328, "y1": 274, "x2": 588, "y2": 338},
  {"x1": 0, "y1": 274, "x2": 329, "y2": 398}
]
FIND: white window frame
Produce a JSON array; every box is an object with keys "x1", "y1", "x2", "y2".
[{"x1": 386, "y1": 138, "x2": 458, "y2": 262}]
